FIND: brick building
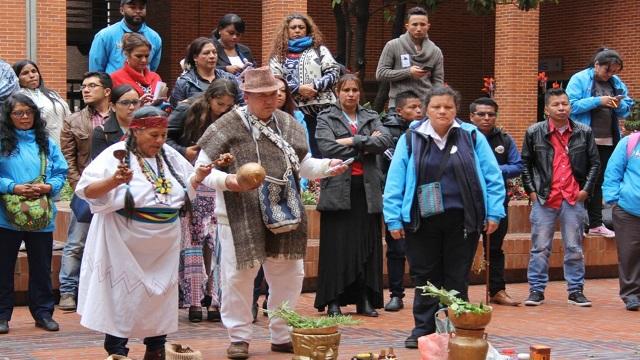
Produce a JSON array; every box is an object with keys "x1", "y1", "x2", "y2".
[{"x1": 1, "y1": 0, "x2": 638, "y2": 144}]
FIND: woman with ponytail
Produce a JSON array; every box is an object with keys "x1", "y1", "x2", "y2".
[{"x1": 74, "y1": 106, "x2": 212, "y2": 359}]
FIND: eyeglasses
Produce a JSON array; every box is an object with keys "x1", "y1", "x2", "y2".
[
  {"x1": 117, "y1": 99, "x2": 140, "y2": 107},
  {"x1": 10, "y1": 109, "x2": 35, "y2": 118},
  {"x1": 80, "y1": 83, "x2": 104, "y2": 90},
  {"x1": 473, "y1": 112, "x2": 497, "y2": 118},
  {"x1": 288, "y1": 24, "x2": 306, "y2": 30}
]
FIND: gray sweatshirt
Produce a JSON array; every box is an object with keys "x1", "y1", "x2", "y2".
[{"x1": 376, "y1": 32, "x2": 444, "y2": 108}]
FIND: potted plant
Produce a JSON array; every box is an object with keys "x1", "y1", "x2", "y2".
[
  {"x1": 417, "y1": 282, "x2": 492, "y2": 360},
  {"x1": 268, "y1": 303, "x2": 359, "y2": 360}
]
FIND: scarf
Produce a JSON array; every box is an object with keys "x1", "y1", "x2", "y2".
[
  {"x1": 122, "y1": 62, "x2": 158, "y2": 96},
  {"x1": 288, "y1": 36, "x2": 313, "y2": 53},
  {"x1": 399, "y1": 32, "x2": 438, "y2": 64}
]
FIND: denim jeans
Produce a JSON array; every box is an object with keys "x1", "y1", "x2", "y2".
[
  {"x1": 528, "y1": 199, "x2": 587, "y2": 293},
  {"x1": 59, "y1": 212, "x2": 90, "y2": 295}
]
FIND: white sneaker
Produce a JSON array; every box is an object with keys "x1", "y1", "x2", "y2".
[{"x1": 588, "y1": 225, "x2": 615, "y2": 238}]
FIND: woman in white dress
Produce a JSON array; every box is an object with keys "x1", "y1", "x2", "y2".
[
  {"x1": 75, "y1": 106, "x2": 212, "y2": 360},
  {"x1": 13, "y1": 60, "x2": 71, "y2": 145}
]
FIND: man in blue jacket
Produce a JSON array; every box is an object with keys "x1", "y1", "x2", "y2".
[
  {"x1": 88, "y1": 0, "x2": 162, "y2": 74},
  {"x1": 470, "y1": 97, "x2": 523, "y2": 306}
]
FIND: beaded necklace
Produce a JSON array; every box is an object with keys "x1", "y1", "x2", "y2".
[{"x1": 134, "y1": 151, "x2": 172, "y2": 204}]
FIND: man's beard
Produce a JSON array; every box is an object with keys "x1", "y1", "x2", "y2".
[{"x1": 124, "y1": 14, "x2": 144, "y2": 27}]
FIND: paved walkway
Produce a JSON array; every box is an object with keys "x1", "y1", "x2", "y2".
[{"x1": 1, "y1": 278, "x2": 638, "y2": 360}]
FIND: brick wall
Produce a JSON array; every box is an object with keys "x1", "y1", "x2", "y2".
[
  {"x1": 539, "y1": 0, "x2": 640, "y2": 98},
  {"x1": 147, "y1": 0, "x2": 263, "y2": 89},
  {"x1": 261, "y1": 0, "x2": 307, "y2": 65},
  {"x1": 0, "y1": 0, "x2": 67, "y2": 98},
  {"x1": 494, "y1": 4, "x2": 540, "y2": 146}
]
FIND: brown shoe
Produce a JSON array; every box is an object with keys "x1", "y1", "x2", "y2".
[
  {"x1": 490, "y1": 290, "x2": 521, "y2": 306},
  {"x1": 227, "y1": 341, "x2": 249, "y2": 359},
  {"x1": 271, "y1": 341, "x2": 294, "y2": 353}
]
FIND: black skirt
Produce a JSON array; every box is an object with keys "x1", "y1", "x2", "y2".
[{"x1": 314, "y1": 176, "x2": 384, "y2": 310}]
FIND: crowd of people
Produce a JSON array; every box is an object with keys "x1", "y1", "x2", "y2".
[{"x1": 0, "y1": 1, "x2": 638, "y2": 359}]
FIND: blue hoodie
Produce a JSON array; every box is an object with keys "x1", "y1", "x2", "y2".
[
  {"x1": 89, "y1": 19, "x2": 162, "y2": 74},
  {"x1": 603, "y1": 135, "x2": 640, "y2": 217},
  {"x1": 566, "y1": 67, "x2": 632, "y2": 140},
  {"x1": 383, "y1": 120, "x2": 505, "y2": 231},
  {"x1": 0, "y1": 130, "x2": 68, "y2": 231}
]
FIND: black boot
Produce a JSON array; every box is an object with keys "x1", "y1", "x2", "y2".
[
  {"x1": 327, "y1": 300, "x2": 342, "y2": 316},
  {"x1": 356, "y1": 294, "x2": 378, "y2": 317},
  {"x1": 143, "y1": 347, "x2": 165, "y2": 360}
]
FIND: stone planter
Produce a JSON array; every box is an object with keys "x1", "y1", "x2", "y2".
[{"x1": 291, "y1": 325, "x2": 341, "y2": 360}]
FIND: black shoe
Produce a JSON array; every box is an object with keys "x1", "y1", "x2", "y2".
[
  {"x1": 189, "y1": 306, "x2": 203, "y2": 322},
  {"x1": 405, "y1": 335, "x2": 418, "y2": 349},
  {"x1": 356, "y1": 296, "x2": 379, "y2": 317},
  {"x1": 0, "y1": 319, "x2": 8, "y2": 334},
  {"x1": 384, "y1": 297, "x2": 404, "y2": 312},
  {"x1": 524, "y1": 290, "x2": 545, "y2": 306},
  {"x1": 252, "y1": 303, "x2": 258, "y2": 323},
  {"x1": 262, "y1": 298, "x2": 268, "y2": 317},
  {"x1": 35, "y1": 317, "x2": 59, "y2": 331},
  {"x1": 270, "y1": 341, "x2": 294, "y2": 353},
  {"x1": 143, "y1": 347, "x2": 166, "y2": 360},
  {"x1": 327, "y1": 300, "x2": 342, "y2": 316},
  {"x1": 568, "y1": 290, "x2": 592, "y2": 307},
  {"x1": 207, "y1": 307, "x2": 221, "y2": 322},
  {"x1": 625, "y1": 298, "x2": 640, "y2": 311}
]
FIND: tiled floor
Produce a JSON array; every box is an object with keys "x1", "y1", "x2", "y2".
[{"x1": 1, "y1": 278, "x2": 638, "y2": 359}]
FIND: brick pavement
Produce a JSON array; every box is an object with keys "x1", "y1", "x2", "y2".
[{"x1": 1, "y1": 278, "x2": 638, "y2": 360}]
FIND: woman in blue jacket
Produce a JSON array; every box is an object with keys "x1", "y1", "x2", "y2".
[
  {"x1": 603, "y1": 133, "x2": 640, "y2": 311},
  {"x1": 566, "y1": 48, "x2": 632, "y2": 238},
  {"x1": 0, "y1": 94, "x2": 68, "y2": 334},
  {"x1": 383, "y1": 86, "x2": 504, "y2": 348}
]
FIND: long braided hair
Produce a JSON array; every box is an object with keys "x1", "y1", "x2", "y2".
[{"x1": 122, "y1": 106, "x2": 193, "y2": 218}]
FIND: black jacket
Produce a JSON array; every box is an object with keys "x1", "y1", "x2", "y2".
[
  {"x1": 315, "y1": 104, "x2": 393, "y2": 213},
  {"x1": 91, "y1": 114, "x2": 125, "y2": 159},
  {"x1": 214, "y1": 39, "x2": 255, "y2": 71},
  {"x1": 378, "y1": 113, "x2": 410, "y2": 177},
  {"x1": 521, "y1": 119, "x2": 600, "y2": 205},
  {"x1": 169, "y1": 68, "x2": 242, "y2": 107},
  {"x1": 166, "y1": 101, "x2": 192, "y2": 157}
]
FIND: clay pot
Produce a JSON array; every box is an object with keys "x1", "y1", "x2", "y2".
[
  {"x1": 236, "y1": 162, "x2": 266, "y2": 189},
  {"x1": 448, "y1": 328, "x2": 489, "y2": 360},
  {"x1": 448, "y1": 307, "x2": 492, "y2": 330},
  {"x1": 291, "y1": 326, "x2": 341, "y2": 360}
]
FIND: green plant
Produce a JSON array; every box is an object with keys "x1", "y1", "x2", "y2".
[
  {"x1": 268, "y1": 302, "x2": 360, "y2": 329},
  {"x1": 301, "y1": 190, "x2": 317, "y2": 206},
  {"x1": 417, "y1": 282, "x2": 490, "y2": 316},
  {"x1": 59, "y1": 180, "x2": 73, "y2": 202},
  {"x1": 625, "y1": 100, "x2": 640, "y2": 133}
]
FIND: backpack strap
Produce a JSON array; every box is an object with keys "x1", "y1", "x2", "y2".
[{"x1": 627, "y1": 132, "x2": 640, "y2": 158}]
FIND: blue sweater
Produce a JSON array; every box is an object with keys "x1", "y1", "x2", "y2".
[
  {"x1": 89, "y1": 19, "x2": 162, "y2": 74},
  {"x1": 0, "y1": 130, "x2": 68, "y2": 231},
  {"x1": 603, "y1": 135, "x2": 640, "y2": 217},
  {"x1": 383, "y1": 121, "x2": 505, "y2": 231},
  {"x1": 566, "y1": 67, "x2": 632, "y2": 140}
]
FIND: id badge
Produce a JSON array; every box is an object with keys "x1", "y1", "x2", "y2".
[{"x1": 401, "y1": 54, "x2": 411, "y2": 68}]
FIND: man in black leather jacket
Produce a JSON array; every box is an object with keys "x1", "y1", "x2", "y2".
[{"x1": 521, "y1": 87, "x2": 599, "y2": 308}]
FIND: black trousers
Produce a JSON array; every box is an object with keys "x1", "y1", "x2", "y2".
[
  {"x1": 405, "y1": 210, "x2": 478, "y2": 338},
  {"x1": 0, "y1": 228, "x2": 54, "y2": 322},
  {"x1": 587, "y1": 145, "x2": 614, "y2": 229},
  {"x1": 303, "y1": 112, "x2": 321, "y2": 158},
  {"x1": 612, "y1": 206, "x2": 640, "y2": 304},
  {"x1": 384, "y1": 227, "x2": 406, "y2": 299},
  {"x1": 480, "y1": 207, "x2": 509, "y2": 296},
  {"x1": 104, "y1": 333, "x2": 167, "y2": 356}
]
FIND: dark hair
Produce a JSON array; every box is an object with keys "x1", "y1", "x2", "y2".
[
  {"x1": 588, "y1": 47, "x2": 623, "y2": 71},
  {"x1": 270, "y1": 13, "x2": 325, "y2": 62},
  {"x1": 185, "y1": 37, "x2": 215, "y2": 70},
  {"x1": 12, "y1": 60, "x2": 66, "y2": 115},
  {"x1": 0, "y1": 93, "x2": 49, "y2": 156},
  {"x1": 110, "y1": 84, "x2": 137, "y2": 103},
  {"x1": 123, "y1": 106, "x2": 193, "y2": 218},
  {"x1": 396, "y1": 90, "x2": 422, "y2": 109},
  {"x1": 406, "y1": 6, "x2": 428, "y2": 20},
  {"x1": 121, "y1": 32, "x2": 152, "y2": 55},
  {"x1": 212, "y1": 13, "x2": 246, "y2": 39},
  {"x1": 425, "y1": 86, "x2": 461, "y2": 111},
  {"x1": 83, "y1": 71, "x2": 113, "y2": 90},
  {"x1": 183, "y1": 78, "x2": 238, "y2": 143},
  {"x1": 544, "y1": 87, "x2": 567, "y2": 105},
  {"x1": 470, "y1": 97, "x2": 498, "y2": 114},
  {"x1": 335, "y1": 73, "x2": 363, "y2": 95},
  {"x1": 274, "y1": 75, "x2": 296, "y2": 116}
]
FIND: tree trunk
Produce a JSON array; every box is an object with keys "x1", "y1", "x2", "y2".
[
  {"x1": 373, "y1": 2, "x2": 406, "y2": 113},
  {"x1": 332, "y1": 3, "x2": 347, "y2": 65},
  {"x1": 343, "y1": 2, "x2": 353, "y2": 70},
  {"x1": 354, "y1": 0, "x2": 370, "y2": 86}
]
